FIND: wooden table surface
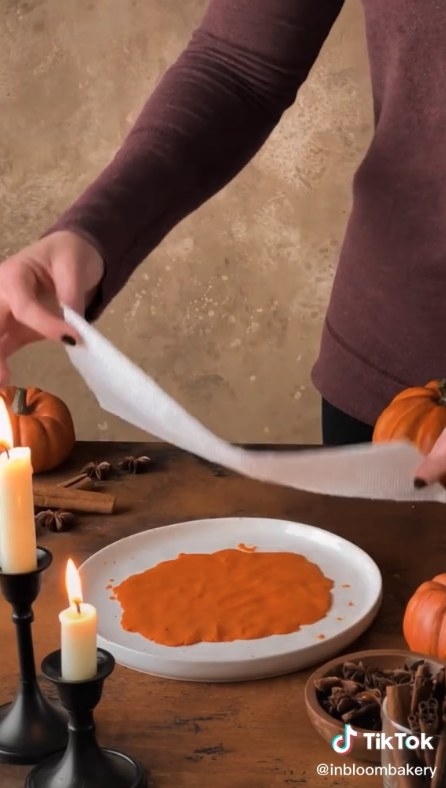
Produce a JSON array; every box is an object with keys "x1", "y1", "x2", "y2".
[{"x1": 1, "y1": 440, "x2": 446, "y2": 788}]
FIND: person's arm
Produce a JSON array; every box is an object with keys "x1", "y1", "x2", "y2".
[{"x1": 49, "y1": 0, "x2": 345, "y2": 317}]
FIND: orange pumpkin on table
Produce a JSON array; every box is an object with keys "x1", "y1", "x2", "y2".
[
  {"x1": 403, "y1": 575, "x2": 446, "y2": 660},
  {"x1": 0, "y1": 386, "x2": 75, "y2": 473},
  {"x1": 373, "y1": 379, "x2": 446, "y2": 454}
]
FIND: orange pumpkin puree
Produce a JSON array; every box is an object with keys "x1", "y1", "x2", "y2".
[{"x1": 112, "y1": 548, "x2": 334, "y2": 647}]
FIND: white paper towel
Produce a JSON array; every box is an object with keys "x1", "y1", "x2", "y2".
[{"x1": 63, "y1": 306, "x2": 446, "y2": 503}]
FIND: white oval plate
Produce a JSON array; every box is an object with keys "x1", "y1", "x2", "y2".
[{"x1": 80, "y1": 517, "x2": 382, "y2": 682}]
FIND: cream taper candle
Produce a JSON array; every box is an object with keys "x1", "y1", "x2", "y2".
[
  {"x1": 0, "y1": 399, "x2": 37, "y2": 574},
  {"x1": 59, "y1": 559, "x2": 97, "y2": 680}
]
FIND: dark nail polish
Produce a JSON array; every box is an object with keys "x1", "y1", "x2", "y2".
[
  {"x1": 61, "y1": 335, "x2": 76, "y2": 346},
  {"x1": 413, "y1": 477, "x2": 427, "y2": 489}
]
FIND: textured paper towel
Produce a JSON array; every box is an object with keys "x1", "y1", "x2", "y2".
[{"x1": 63, "y1": 307, "x2": 446, "y2": 503}]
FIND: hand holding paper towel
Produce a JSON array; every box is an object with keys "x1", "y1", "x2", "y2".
[{"x1": 62, "y1": 306, "x2": 446, "y2": 503}]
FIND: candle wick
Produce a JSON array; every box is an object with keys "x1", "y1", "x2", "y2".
[{"x1": 74, "y1": 598, "x2": 81, "y2": 614}]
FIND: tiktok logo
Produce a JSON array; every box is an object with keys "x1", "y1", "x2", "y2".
[
  {"x1": 331, "y1": 724, "x2": 358, "y2": 754},
  {"x1": 331, "y1": 724, "x2": 435, "y2": 755}
]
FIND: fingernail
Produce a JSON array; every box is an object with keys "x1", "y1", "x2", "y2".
[
  {"x1": 413, "y1": 477, "x2": 427, "y2": 489},
  {"x1": 61, "y1": 335, "x2": 76, "y2": 346}
]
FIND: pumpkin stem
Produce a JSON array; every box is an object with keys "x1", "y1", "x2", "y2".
[{"x1": 11, "y1": 387, "x2": 32, "y2": 416}]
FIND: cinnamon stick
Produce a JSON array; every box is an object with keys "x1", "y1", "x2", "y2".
[
  {"x1": 411, "y1": 663, "x2": 433, "y2": 715},
  {"x1": 57, "y1": 473, "x2": 87, "y2": 488},
  {"x1": 70, "y1": 477, "x2": 94, "y2": 491},
  {"x1": 387, "y1": 682, "x2": 412, "y2": 728},
  {"x1": 385, "y1": 686, "x2": 425, "y2": 788},
  {"x1": 57, "y1": 474, "x2": 94, "y2": 491},
  {"x1": 33, "y1": 483, "x2": 115, "y2": 514},
  {"x1": 408, "y1": 712, "x2": 425, "y2": 768},
  {"x1": 419, "y1": 701, "x2": 439, "y2": 770},
  {"x1": 419, "y1": 699, "x2": 440, "y2": 736}
]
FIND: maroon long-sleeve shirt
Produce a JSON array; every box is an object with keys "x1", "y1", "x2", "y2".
[{"x1": 50, "y1": 0, "x2": 446, "y2": 426}]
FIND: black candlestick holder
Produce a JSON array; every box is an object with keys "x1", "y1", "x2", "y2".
[
  {"x1": 26, "y1": 648, "x2": 147, "y2": 788},
  {"x1": 0, "y1": 546, "x2": 68, "y2": 763}
]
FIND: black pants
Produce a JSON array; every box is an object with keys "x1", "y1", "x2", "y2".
[{"x1": 321, "y1": 399, "x2": 374, "y2": 446}]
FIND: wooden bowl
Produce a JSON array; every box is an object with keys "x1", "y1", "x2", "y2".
[{"x1": 304, "y1": 648, "x2": 444, "y2": 763}]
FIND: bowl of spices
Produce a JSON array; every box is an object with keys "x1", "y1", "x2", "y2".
[{"x1": 304, "y1": 649, "x2": 444, "y2": 763}]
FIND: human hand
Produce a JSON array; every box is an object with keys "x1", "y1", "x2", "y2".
[
  {"x1": 0, "y1": 230, "x2": 104, "y2": 382},
  {"x1": 414, "y1": 429, "x2": 446, "y2": 487}
]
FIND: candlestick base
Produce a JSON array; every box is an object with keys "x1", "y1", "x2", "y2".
[
  {"x1": 25, "y1": 747, "x2": 147, "y2": 788},
  {"x1": 0, "y1": 547, "x2": 67, "y2": 764},
  {"x1": 0, "y1": 686, "x2": 68, "y2": 765},
  {"x1": 26, "y1": 648, "x2": 147, "y2": 788}
]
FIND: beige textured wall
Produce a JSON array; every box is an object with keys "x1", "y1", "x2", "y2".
[{"x1": 0, "y1": 0, "x2": 372, "y2": 444}]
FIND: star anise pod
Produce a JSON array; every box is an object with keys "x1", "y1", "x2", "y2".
[
  {"x1": 315, "y1": 677, "x2": 361, "y2": 695},
  {"x1": 365, "y1": 671, "x2": 392, "y2": 690},
  {"x1": 336, "y1": 697, "x2": 359, "y2": 716},
  {"x1": 355, "y1": 689, "x2": 382, "y2": 703},
  {"x1": 118, "y1": 455, "x2": 152, "y2": 474},
  {"x1": 81, "y1": 461, "x2": 113, "y2": 480},
  {"x1": 408, "y1": 660, "x2": 426, "y2": 673},
  {"x1": 390, "y1": 669, "x2": 412, "y2": 684},
  {"x1": 342, "y1": 661, "x2": 366, "y2": 682},
  {"x1": 35, "y1": 509, "x2": 76, "y2": 532},
  {"x1": 342, "y1": 701, "x2": 381, "y2": 729}
]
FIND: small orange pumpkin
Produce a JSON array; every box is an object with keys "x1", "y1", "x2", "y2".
[
  {"x1": 403, "y1": 574, "x2": 446, "y2": 660},
  {"x1": 373, "y1": 379, "x2": 446, "y2": 454},
  {"x1": 0, "y1": 386, "x2": 75, "y2": 473}
]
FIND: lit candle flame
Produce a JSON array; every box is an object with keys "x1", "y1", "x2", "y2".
[
  {"x1": 0, "y1": 399, "x2": 13, "y2": 454},
  {"x1": 66, "y1": 559, "x2": 83, "y2": 614}
]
